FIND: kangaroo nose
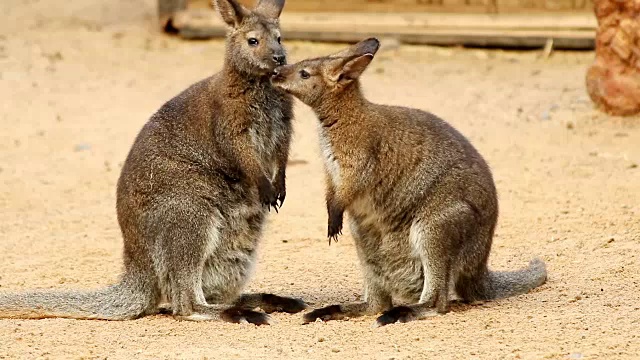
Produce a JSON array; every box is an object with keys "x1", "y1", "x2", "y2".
[
  {"x1": 271, "y1": 68, "x2": 284, "y2": 80},
  {"x1": 272, "y1": 54, "x2": 286, "y2": 65}
]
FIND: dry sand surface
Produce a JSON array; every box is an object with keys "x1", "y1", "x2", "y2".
[{"x1": 1, "y1": 1, "x2": 639, "y2": 359}]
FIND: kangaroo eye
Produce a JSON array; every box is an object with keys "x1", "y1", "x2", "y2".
[
  {"x1": 247, "y1": 38, "x2": 259, "y2": 46},
  {"x1": 300, "y1": 70, "x2": 310, "y2": 79},
  {"x1": 277, "y1": 36, "x2": 281, "y2": 44}
]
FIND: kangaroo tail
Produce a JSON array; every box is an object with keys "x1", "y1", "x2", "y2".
[
  {"x1": 457, "y1": 257, "x2": 547, "y2": 302},
  {"x1": 482, "y1": 257, "x2": 547, "y2": 300},
  {"x1": 0, "y1": 272, "x2": 155, "y2": 320}
]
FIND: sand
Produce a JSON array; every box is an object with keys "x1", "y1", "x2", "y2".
[{"x1": 1, "y1": 0, "x2": 639, "y2": 359}]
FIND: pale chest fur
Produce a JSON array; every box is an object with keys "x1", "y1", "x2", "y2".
[{"x1": 318, "y1": 126, "x2": 342, "y2": 188}]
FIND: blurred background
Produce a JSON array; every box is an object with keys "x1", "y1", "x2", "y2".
[
  {"x1": 1, "y1": 0, "x2": 639, "y2": 359},
  {"x1": 160, "y1": 0, "x2": 596, "y2": 49}
]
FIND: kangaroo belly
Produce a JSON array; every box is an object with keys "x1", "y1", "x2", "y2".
[
  {"x1": 348, "y1": 203, "x2": 424, "y2": 304},
  {"x1": 201, "y1": 203, "x2": 266, "y2": 304},
  {"x1": 374, "y1": 236, "x2": 424, "y2": 304}
]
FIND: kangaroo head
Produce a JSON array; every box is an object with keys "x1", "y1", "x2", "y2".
[
  {"x1": 271, "y1": 38, "x2": 380, "y2": 106},
  {"x1": 214, "y1": 0, "x2": 286, "y2": 76}
]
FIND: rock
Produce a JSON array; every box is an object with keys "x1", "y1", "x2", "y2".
[{"x1": 586, "y1": 1, "x2": 640, "y2": 116}]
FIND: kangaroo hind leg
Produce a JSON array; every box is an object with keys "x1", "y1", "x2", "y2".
[{"x1": 376, "y1": 204, "x2": 472, "y2": 326}]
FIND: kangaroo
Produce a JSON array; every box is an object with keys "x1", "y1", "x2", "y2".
[
  {"x1": 0, "y1": 0, "x2": 306, "y2": 324},
  {"x1": 271, "y1": 38, "x2": 547, "y2": 326}
]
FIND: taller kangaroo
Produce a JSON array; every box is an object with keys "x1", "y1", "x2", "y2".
[{"x1": 0, "y1": 0, "x2": 305, "y2": 324}]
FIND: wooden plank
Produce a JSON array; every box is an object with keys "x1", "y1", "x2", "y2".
[
  {"x1": 173, "y1": 11, "x2": 596, "y2": 49},
  {"x1": 279, "y1": 12, "x2": 596, "y2": 31},
  {"x1": 233, "y1": 0, "x2": 489, "y2": 13},
  {"x1": 284, "y1": 28, "x2": 595, "y2": 49},
  {"x1": 279, "y1": 13, "x2": 596, "y2": 48},
  {"x1": 229, "y1": 0, "x2": 594, "y2": 13}
]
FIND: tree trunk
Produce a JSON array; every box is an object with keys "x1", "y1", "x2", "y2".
[{"x1": 586, "y1": 0, "x2": 640, "y2": 116}]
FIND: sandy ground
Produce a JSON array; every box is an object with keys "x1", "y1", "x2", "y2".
[{"x1": 1, "y1": 1, "x2": 639, "y2": 359}]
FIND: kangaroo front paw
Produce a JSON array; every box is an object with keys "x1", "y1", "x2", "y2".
[
  {"x1": 302, "y1": 305, "x2": 345, "y2": 324},
  {"x1": 326, "y1": 199, "x2": 344, "y2": 244},
  {"x1": 223, "y1": 308, "x2": 271, "y2": 325},
  {"x1": 327, "y1": 214, "x2": 343, "y2": 244},
  {"x1": 375, "y1": 306, "x2": 416, "y2": 326},
  {"x1": 261, "y1": 294, "x2": 308, "y2": 314},
  {"x1": 273, "y1": 173, "x2": 286, "y2": 208},
  {"x1": 258, "y1": 176, "x2": 278, "y2": 211}
]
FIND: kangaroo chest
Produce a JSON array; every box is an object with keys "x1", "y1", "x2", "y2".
[{"x1": 246, "y1": 92, "x2": 288, "y2": 177}]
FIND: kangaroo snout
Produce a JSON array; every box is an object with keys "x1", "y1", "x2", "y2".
[
  {"x1": 271, "y1": 65, "x2": 290, "y2": 82},
  {"x1": 272, "y1": 54, "x2": 286, "y2": 66}
]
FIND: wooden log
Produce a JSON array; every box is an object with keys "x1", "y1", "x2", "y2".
[
  {"x1": 169, "y1": 10, "x2": 596, "y2": 49},
  {"x1": 279, "y1": 12, "x2": 596, "y2": 31},
  {"x1": 230, "y1": 0, "x2": 593, "y2": 13},
  {"x1": 284, "y1": 28, "x2": 595, "y2": 49}
]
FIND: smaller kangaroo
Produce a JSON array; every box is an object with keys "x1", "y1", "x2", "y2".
[
  {"x1": 0, "y1": 0, "x2": 305, "y2": 324},
  {"x1": 271, "y1": 38, "x2": 547, "y2": 326}
]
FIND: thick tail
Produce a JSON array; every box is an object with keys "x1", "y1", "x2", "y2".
[
  {"x1": 481, "y1": 257, "x2": 547, "y2": 300},
  {"x1": 457, "y1": 257, "x2": 547, "y2": 302},
  {"x1": 0, "y1": 273, "x2": 155, "y2": 320}
]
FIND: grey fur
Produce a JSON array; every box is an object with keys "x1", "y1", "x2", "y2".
[
  {"x1": 0, "y1": 0, "x2": 307, "y2": 324},
  {"x1": 271, "y1": 37, "x2": 547, "y2": 326}
]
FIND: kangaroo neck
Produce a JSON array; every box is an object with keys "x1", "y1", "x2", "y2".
[
  {"x1": 314, "y1": 81, "x2": 369, "y2": 130},
  {"x1": 221, "y1": 62, "x2": 271, "y2": 97}
]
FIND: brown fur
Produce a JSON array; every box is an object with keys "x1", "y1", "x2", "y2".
[
  {"x1": 271, "y1": 38, "x2": 547, "y2": 326},
  {"x1": 0, "y1": 0, "x2": 306, "y2": 324}
]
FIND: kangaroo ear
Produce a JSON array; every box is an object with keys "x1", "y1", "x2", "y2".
[
  {"x1": 255, "y1": 0, "x2": 285, "y2": 19},
  {"x1": 332, "y1": 54, "x2": 375, "y2": 84},
  {"x1": 330, "y1": 38, "x2": 380, "y2": 58},
  {"x1": 213, "y1": 0, "x2": 249, "y2": 27}
]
